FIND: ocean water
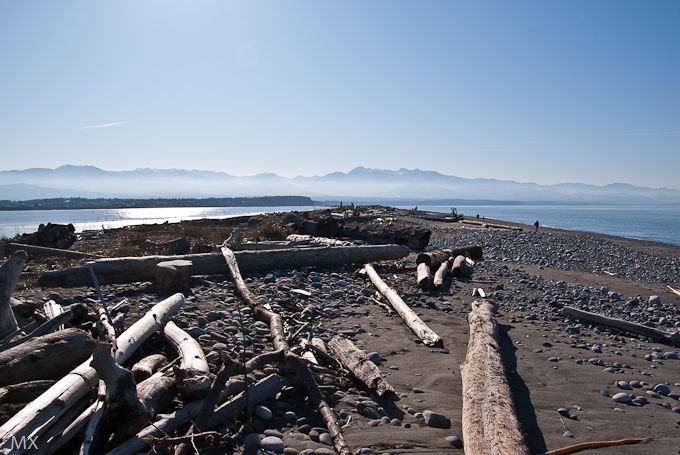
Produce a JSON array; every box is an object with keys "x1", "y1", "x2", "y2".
[
  {"x1": 0, "y1": 206, "x2": 320, "y2": 238},
  {"x1": 409, "y1": 205, "x2": 680, "y2": 246}
]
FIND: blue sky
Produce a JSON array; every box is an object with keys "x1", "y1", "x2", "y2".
[{"x1": 1, "y1": 1, "x2": 679, "y2": 188}]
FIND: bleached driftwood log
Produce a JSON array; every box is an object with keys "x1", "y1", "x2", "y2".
[
  {"x1": 416, "y1": 245, "x2": 483, "y2": 268},
  {"x1": 0, "y1": 251, "x2": 26, "y2": 339},
  {"x1": 163, "y1": 321, "x2": 210, "y2": 399},
  {"x1": 0, "y1": 328, "x2": 95, "y2": 386},
  {"x1": 221, "y1": 246, "x2": 352, "y2": 455},
  {"x1": 4, "y1": 242, "x2": 96, "y2": 259},
  {"x1": 451, "y1": 255, "x2": 472, "y2": 278},
  {"x1": 137, "y1": 371, "x2": 176, "y2": 418},
  {"x1": 433, "y1": 257, "x2": 453, "y2": 288},
  {"x1": 39, "y1": 244, "x2": 410, "y2": 287},
  {"x1": 461, "y1": 300, "x2": 528, "y2": 455},
  {"x1": 131, "y1": 354, "x2": 167, "y2": 382},
  {"x1": 562, "y1": 306, "x2": 680, "y2": 347},
  {"x1": 155, "y1": 260, "x2": 193, "y2": 294},
  {"x1": 327, "y1": 336, "x2": 395, "y2": 398},
  {"x1": 416, "y1": 263, "x2": 431, "y2": 289},
  {"x1": 0, "y1": 380, "x2": 54, "y2": 405},
  {"x1": 0, "y1": 293, "x2": 185, "y2": 455},
  {"x1": 364, "y1": 264, "x2": 443, "y2": 348},
  {"x1": 106, "y1": 374, "x2": 286, "y2": 455},
  {"x1": 286, "y1": 234, "x2": 355, "y2": 246}
]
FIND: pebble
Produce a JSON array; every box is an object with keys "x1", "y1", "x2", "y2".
[
  {"x1": 616, "y1": 381, "x2": 632, "y2": 390},
  {"x1": 557, "y1": 408, "x2": 570, "y2": 417},
  {"x1": 611, "y1": 392, "x2": 632, "y2": 403},
  {"x1": 283, "y1": 449, "x2": 299, "y2": 455},
  {"x1": 260, "y1": 436, "x2": 284, "y2": 453},
  {"x1": 367, "y1": 352, "x2": 382, "y2": 364},
  {"x1": 445, "y1": 435, "x2": 464, "y2": 448},
  {"x1": 359, "y1": 449, "x2": 375, "y2": 455},
  {"x1": 244, "y1": 433, "x2": 261, "y2": 450},
  {"x1": 654, "y1": 384, "x2": 672, "y2": 396},
  {"x1": 423, "y1": 410, "x2": 451, "y2": 429},
  {"x1": 318, "y1": 432, "x2": 332, "y2": 445},
  {"x1": 255, "y1": 405, "x2": 273, "y2": 420},
  {"x1": 368, "y1": 419, "x2": 381, "y2": 427},
  {"x1": 646, "y1": 391, "x2": 663, "y2": 399},
  {"x1": 314, "y1": 449, "x2": 334, "y2": 455}
]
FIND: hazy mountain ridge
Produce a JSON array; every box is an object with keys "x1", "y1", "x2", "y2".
[{"x1": 1, "y1": 165, "x2": 679, "y2": 204}]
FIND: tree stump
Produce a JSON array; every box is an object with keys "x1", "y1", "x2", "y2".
[{"x1": 155, "y1": 260, "x2": 193, "y2": 294}]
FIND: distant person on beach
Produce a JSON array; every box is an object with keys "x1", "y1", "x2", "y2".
[{"x1": 534, "y1": 219, "x2": 539, "y2": 232}]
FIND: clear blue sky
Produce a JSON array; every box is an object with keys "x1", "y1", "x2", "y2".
[{"x1": 1, "y1": 1, "x2": 679, "y2": 188}]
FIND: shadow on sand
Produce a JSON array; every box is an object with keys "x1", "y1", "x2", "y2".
[{"x1": 498, "y1": 324, "x2": 547, "y2": 454}]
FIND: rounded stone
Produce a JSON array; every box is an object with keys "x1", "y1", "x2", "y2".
[
  {"x1": 368, "y1": 419, "x2": 381, "y2": 427},
  {"x1": 283, "y1": 449, "x2": 300, "y2": 455},
  {"x1": 557, "y1": 408, "x2": 570, "y2": 417},
  {"x1": 318, "y1": 432, "x2": 332, "y2": 446},
  {"x1": 260, "y1": 436, "x2": 284, "y2": 453},
  {"x1": 445, "y1": 435, "x2": 463, "y2": 448},
  {"x1": 255, "y1": 405, "x2": 273, "y2": 420},
  {"x1": 244, "y1": 433, "x2": 261, "y2": 450},
  {"x1": 285, "y1": 411, "x2": 297, "y2": 423},
  {"x1": 611, "y1": 392, "x2": 632, "y2": 403},
  {"x1": 654, "y1": 384, "x2": 672, "y2": 396}
]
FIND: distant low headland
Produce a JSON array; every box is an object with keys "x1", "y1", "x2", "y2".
[{"x1": 0, "y1": 196, "x2": 317, "y2": 211}]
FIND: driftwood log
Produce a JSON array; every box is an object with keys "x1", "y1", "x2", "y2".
[
  {"x1": 155, "y1": 260, "x2": 193, "y2": 294},
  {"x1": 562, "y1": 306, "x2": 680, "y2": 347},
  {"x1": 106, "y1": 374, "x2": 286, "y2": 455},
  {"x1": 286, "y1": 234, "x2": 355, "y2": 246},
  {"x1": 416, "y1": 263, "x2": 431, "y2": 289},
  {"x1": 0, "y1": 310, "x2": 73, "y2": 352},
  {"x1": 0, "y1": 293, "x2": 185, "y2": 454},
  {"x1": 416, "y1": 245, "x2": 483, "y2": 268},
  {"x1": 433, "y1": 257, "x2": 453, "y2": 287},
  {"x1": 364, "y1": 264, "x2": 443, "y2": 348},
  {"x1": 0, "y1": 328, "x2": 95, "y2": 386},
  {"x1": 0, "y1": 380, "x2": 55, "y2": 405},
  {"x1": 39, "y1": 244, "x2": 410, "y2": 288},
  {"x1": 131, "y1": 354, "x2": 168, "y2": 382},
  {"x1": 327, "y1": 336, "x2": 395, "y2": 398},
  {"x1": 163, "y1": 321, "x2": 210, "y2": 399},
  {"x1": 461, "y1": 300, "x2": 528, "y2": 455},
  {"x1": 4, "y1": 242, "x2": 97, "y2": 259},
  {"x1": 451, "y1": 255, "x2": 472, "y2": 278},
  {"x1": 221, "y1": 246, "x2": 352, "y2": 455},
  {"x1": 0, "y1": 251, "x2": 26, "y2": 339},
  {"x1": 137, "y1": 371, "x2": 176, "y2": 418}
]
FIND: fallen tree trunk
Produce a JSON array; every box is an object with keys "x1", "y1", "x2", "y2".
[
  {"x1": 0, "y1": 380, "x2": 54, "y2": 405},
  {"x1": 106, "y1": 374, "x2": 286, "y2": 455},
  {"x1": 0, "y1": 293, "x2": 185, "y2": 454},
  {"x1": 433, "y1": 257, "x2": 453, "y2": 288},
  {"x1": 42, "y1": 300, "x2": 65, "y2": 331},
  {"x1": 39, "y1": 244, "x2": 411, "y2": 288},
  {"x1": 461, "y1": 300, "x2": 528, "y2": 455},
  {"x1": 364, "y1": 264, "x2": 443, "y2": 348},
  {"x1": 416, "y1": 245, "x2": 483, "y2": 268},
  {"x1": 416, "y1": 263, "x2": 431, "y2": 290},
  {"x1": 0, "y1": 328, "x2": 95, "y2": 386},
  {"x1": 4, "y1": 242, "x2": 97, "y2": 259},
  {"x1": 137, "y1": 372, "x2": 176, "y2": 419},
  {"x1": 163, "y1": 321, "x2": 210, "y2": 399},
  {"x1": 0, "y1": 251, "x2": 26, "y2": 339},
  {"x1": 286, "y1": 234, "x2": 355, "y2": 246},
  {"x1": 327, "y1": 336, "x2": 395, "y2": 398},
  {"x1": 561, "y1": 306, "x2": 680, "y2": 347},
  {"x1": 451, "y1": 255, "x2": 472, "y2": 278},
  {"x1": 221, "y1": 246, "x2": 352, "y2": 455}
]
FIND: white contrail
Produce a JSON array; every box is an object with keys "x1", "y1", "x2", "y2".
[{"x1": 79, "y1": 121, "x2": 128, "y2": 130}]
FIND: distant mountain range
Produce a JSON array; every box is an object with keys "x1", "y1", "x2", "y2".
[{"x1": 1, "y1": 165, "x2": 679, "y2": 205}]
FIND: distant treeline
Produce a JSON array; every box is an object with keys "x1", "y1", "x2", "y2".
[{"x1": 0, "y1": 196, "x2": 317, "y2": 211}]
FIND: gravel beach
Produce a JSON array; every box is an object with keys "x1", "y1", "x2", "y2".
[{"x1": 3, "y1": 209, "x2": 679, "y2": 454}]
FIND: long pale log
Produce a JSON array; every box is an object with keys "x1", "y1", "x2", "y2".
[
  {"x1": 0, "y1": 251, "x2": 26, "y2": 339},
  {"x1": 0, "y1": 328, "x2": 95, "y2": 386},
  {"x1": 416, "y1": 263, "x2": 431, "y2": 289},
  {"x1": 5, "y1": 242, "x2": 96, "y2": 259},
  {"x1": 163, "y1": 321, "x2": 210, "y2": 399},
  {"x1": 562, "y1": 306, "x2": 680, "y2": 347},
  {"x1": 416, "y1": 245, "x2": 483, "y2": 267},
  {"x1": 461, "y1": 300, "x2": 528, "y2": 455},
  {"x1": 433, "y1": 257, "x2": 453, "y2": 287},
  {"x1": 327, "y1": 336, "x2": 395, "y2": 398},
  {"x1": 286, "y1": 234, "x2": 354, "y2": 246},
  {"x1": 221, "y1": 246, "x2": 352, "y2": 455},
  {"x1": 0, "y1": 293, "x2": 185, "y2": 454},
  {"x1": 39, "y1": 244, "x2": 410, "y2": 287},
  {"x1": 106, "y1": 374, "x2": 286, "y2": 455},
  {"x1": 364, "y1": 264, "x2": 443, "y2": 348}
]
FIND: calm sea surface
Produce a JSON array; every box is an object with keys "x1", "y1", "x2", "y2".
[
  {"x1": 1, "y1": 205, "x2": 679, "y2": 247},
  {"x1": 406, "y1": 205, "x2": 680, "y2": 246},
  {"x1": 0, "y1": 206, "x2": 320, "y2": 238}
]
